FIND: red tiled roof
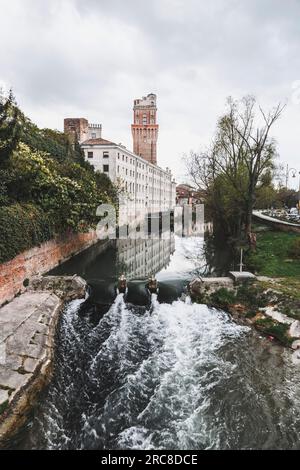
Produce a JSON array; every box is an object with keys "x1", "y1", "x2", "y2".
[{"x1": 81, "y1": 138, "x2": 116, "y2": 145}]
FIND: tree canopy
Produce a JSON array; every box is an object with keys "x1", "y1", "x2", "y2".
[{"x1": 0, "y1": 90, "x2": 118, "y2": 263}]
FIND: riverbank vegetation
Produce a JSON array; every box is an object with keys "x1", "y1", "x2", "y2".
[
  {"x1": 0, "y1": 90, "x2": 117, "y2": 263},
  {"x1": 193, "y1": 278, "x2": 300, "y2": 347},
  {"x1": 245, "y1": 228, "x2": 300, "y2": 277}
]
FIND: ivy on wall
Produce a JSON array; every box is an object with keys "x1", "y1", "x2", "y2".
[
  {"x1": 0, "y1": 90, "x2": 118, "y2": 264},
  {"x1": 0, "y1": 203, "x2": 54, "y2": 263}
]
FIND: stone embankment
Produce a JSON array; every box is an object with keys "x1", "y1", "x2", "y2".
[
  {"x1": 0, "y1": 275, "x2": 86, "y2": 446},
  {"x1": 253, "y1": 210, "x2": 300, "y2": 234}
]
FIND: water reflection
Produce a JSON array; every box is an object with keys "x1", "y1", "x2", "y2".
[
  {"x1": 116, "y1": 234, "x2": 175, "y2": 280},
  {"x1": 49, "y1": 228, "x2": 233, "y2": 282}
]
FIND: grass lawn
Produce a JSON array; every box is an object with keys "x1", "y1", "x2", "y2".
[{"x1": 246, "y1": 228, "x2": 300, "y2": 277}]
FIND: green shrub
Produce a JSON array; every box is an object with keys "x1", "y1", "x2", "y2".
[
  {"x1": 210, "y1": 288, "x2": 236, "y2": 309},
  {"x1": 0, "y1": 93, "x2": 118, "y2": 263},
  {"x1": 236, "y1": 283, "x2": 267, "y2": 309},
  {"x1": 0, "y1": 203, "x2": 54, "y2": 263},
  {"x1": 288, "y1": 237, "x2": 300, "y2": 259},
  {"x1": 245, "y1": 250, "x2": 267, "y2": 273}
]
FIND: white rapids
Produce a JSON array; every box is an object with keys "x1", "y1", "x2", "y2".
[{"x1": 13, "y1": 295, "x2": 300, "y2": 450}]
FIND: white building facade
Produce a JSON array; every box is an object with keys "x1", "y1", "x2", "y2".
[{"x1": 81, "y1": 138, "x2": 176, "y2": 215}]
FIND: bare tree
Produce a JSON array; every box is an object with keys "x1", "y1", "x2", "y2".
[{"x1": 187, "y1": 96, "x2": 285, "y2": 247}]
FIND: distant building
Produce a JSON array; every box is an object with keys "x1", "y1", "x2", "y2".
[
  {"x1": 176, "y1": 184, "x2": 203, "y2": 206},
  {"x1": 131, "y1": 93, "x2": 158, "y2": 165},
  {"x1": 64, "y1": 118, "x2": 102, "y2": 143}
]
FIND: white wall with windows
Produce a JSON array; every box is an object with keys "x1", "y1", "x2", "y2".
[{"x1": 81, "y1": 142, "x2": 176, "y2": 214}]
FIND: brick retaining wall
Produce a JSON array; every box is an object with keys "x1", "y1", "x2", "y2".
[{"x1": 0, "y1": 231, "x2": 99, "y2": 306}]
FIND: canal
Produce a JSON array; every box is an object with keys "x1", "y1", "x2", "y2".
[{"x1": 10, "y1": 234, "x2": 300, "y2": 449}]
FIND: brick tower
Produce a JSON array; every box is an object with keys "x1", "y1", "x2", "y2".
[
  {"x1": 64, "y1": 118, "x2": 89, "y2": 143},
  {"x1": 131, "y1": 93, "x2": 159, "y2": 165}
]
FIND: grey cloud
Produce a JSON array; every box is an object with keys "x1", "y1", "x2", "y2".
[{"x1": 0, "y1": 0, "x2": 299, "y2": 181}]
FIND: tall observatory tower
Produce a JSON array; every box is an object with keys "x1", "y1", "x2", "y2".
[{"x1": 131, "y1": 93, "x2": 159, "y2": 165}]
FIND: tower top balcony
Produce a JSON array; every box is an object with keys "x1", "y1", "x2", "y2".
[{"x1": 134, "y1": 93, "x2": 157, "y2": 108}]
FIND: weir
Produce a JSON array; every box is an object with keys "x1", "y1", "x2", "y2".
[{"x1": 86, "y1": 276, "x2": 187, "y2": 308}]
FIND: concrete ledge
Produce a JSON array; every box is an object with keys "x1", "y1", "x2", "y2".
[
  {"x1": 229, "y1": 271, "x2": 257, "y2": 283},
  {"x1": 29, "y1": 275, "x2": 87, "y2": 300},
  {"x1": 0, "y1": 275, "x2": 86, "y2": 447}
]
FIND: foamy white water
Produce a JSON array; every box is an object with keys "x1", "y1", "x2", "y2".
[{"x1": 11, "y1": 294, "x2": 300, "y2": 450}]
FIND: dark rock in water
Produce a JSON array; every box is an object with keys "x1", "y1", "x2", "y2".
[
  {"x1": 157, "y1": 279, "x2": 186, "y2": 303},
  {"x1": 125, "y1": 280, "x2": 151, "y2": 306},
  {"x1": 87, "y1": 279, "x2": 117, "y2": 306}
]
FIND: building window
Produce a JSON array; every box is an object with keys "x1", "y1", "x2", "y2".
[
  {"x1": 103, "y1": 151, "x2": 109, "y2": 158},
  {"x1": 103, "y1": 164, "x2": 109, "y2": 172},
  {"x1": 122, "y1": 155, "x2": 124, "y2": 161},
  {"x1": 87, "y1": 151, "x2": 93, "y2": 159},
  {"x1": 117, "y1": 166, "x2": 120, "y2": 173},
  {"x1": 118, "y1": 153, "x2": 120, "y2": 159}
]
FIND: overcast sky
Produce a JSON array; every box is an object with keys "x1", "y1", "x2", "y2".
[{"x1": 1, "y1": 0, "x2": 300, "y2": 188}]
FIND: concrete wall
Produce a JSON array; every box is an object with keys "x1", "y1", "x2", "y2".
[
  {"x1": 253, "y1": 213, "x2": 300, "y2": 234},
  {"x1": 0, "y1": 231, "x2": 99, "y2": 306}
]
